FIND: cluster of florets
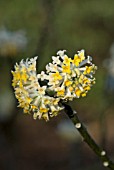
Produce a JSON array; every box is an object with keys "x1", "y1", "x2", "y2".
[
  {"x1": 12, "y1": 50, "x2": 97, "y2": 121},
  {"x1": 11, "y1": 57, "x2": 63, "y2": 121}
]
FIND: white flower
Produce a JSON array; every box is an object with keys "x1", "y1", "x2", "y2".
[
  {"x1": 52, "y1": 56, "x2": 61, "y2": 65},
  {"x1": 12, "y1": 56, "x2": 64, "y2": 121},
  {"x1": 57, "y1": 50, "x2": 66, "y2": 57},
  {"x1": 44, "y1": 49, "x2": 97, "y2": 101},
  {"x1": 12, "y1": 50, "x2": 97, "y2": 121},
  {"x1": 37, "y1": 71, "x2": 48, "y2": 81},
  {"x1": 37, "y1": 86, "x2": 46, "y2": 95},
  {"x1": 77, "y1": 49, "x2": 85, "y2": 61}
]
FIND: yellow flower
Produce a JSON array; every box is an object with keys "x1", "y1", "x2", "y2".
[
  {"x1": 52, "y1": 98, "x2": 60, "y2": 105},
  {"x1": 83, "y1": 77, "x2": 90, "y2": 84},
  {"x1": 75, "y1": 88, "x2": 82, "y2": 97},
  {"x1": 52, "y1": 71, "x2": 62, "y2": 80},
  {"x1": 42, "y1": 113, "x2": 49, "y2": 121},
  {"x1": 31, "y1": 105, "x2": 37, "y2": 110},
  {"x1": 63, "y1": 55, "x2": 72, "y2": 65},
  {"x1": 57, "y1": 88, "x2": 65, "y2": 96},
  {"x1": 84, "y1": 86, "x2": 91, "y2": 91},
  {"x1": 73, "y1": 54, "x2": 81, "y2": 66},
  {"x1": 26, "y1": 97, "x2": 32, "y2": 104},
  {"x1": 21, "y1": 73, "x2": 28, "y2": 82},
  {"x1": 81, "y1": 92, "x2": 86, "y2": 97},
  {"x1": 12, "y1": 50, "x2": 97, "y2": 121},
  {"x1": 40, "y1": 107, "x2": 49, "y2": 113},
  {"x1": 23, "y1": 109, "x2": 29, "y2": 114},
  {"x1": 62, "y1": 64, "x2": 71, "y2": 74},
  {"x1": 84, "y1": 66, "x2": 93, "y2": 74},
  {"x1": 12, "y1": 71, "x2": 21, "y2": 81},
  {"x1": 64, "y1": 80, "x2": 72, "y2": 86},
  {"x1": 69, "y1": 86, "x2": 73, "y2": 92}
]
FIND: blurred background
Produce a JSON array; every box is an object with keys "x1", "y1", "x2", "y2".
[{"x1": 0, "y1": 0, "x2": 114, "y2": 169}]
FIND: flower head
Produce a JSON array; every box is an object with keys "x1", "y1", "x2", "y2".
[
  {"x1": 12, "y1": 57, "x2": 64, "y2": 121},
  {"x1": 43, "y1": 50, "x2": 97, "y2": 101},
  {"x1": 12, "y1": 49, "x2": 97, "y2": 121}
]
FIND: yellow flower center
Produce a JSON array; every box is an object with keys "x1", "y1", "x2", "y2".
[
  {"x1": 63, "y1": 55, "x2": 72, "y2": 65},
  {"x1": 75, "y1": 88, "x2": 82, "y2": 97},
  {"x1": 57, "y1": 89, "x2": 65, "y2": 96},
  {"x1": 84, "y1": 86, "x2": 91, "y2": 91},
  {"x1": 64, "y1": 80, "x2": 72, "y2": 86},
  {"x1": 73, "y1": 54, "x2": 81, "y2": 66},
  {"x1": 21, "y1": 73, "x2": 28, "y2": 82},
  {"x1": 53, "y1": 71, "x2": 62, "y2": 80},
  {"x1": 40, "y1": 107, "x2": 48, "y2": 113},
  {"x1": 84, "y1": 66, "x2": 93, "y2": 74},
  {"x1": 62, "y1": 64, "x2": 71, "y2": 74}
]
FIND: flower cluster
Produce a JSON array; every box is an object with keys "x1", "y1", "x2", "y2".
[
  {"x1": 11, "y1": 57, "x2": 63, "y2": 121},
  {"x1": 42, "y1": 50, "x2": 97, "y2": 101},
  {"x1": 12, "y1": 50, "x2": 97, "y2": 121}
]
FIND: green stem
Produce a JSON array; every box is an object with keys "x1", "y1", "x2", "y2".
[{"x1": 64, "y1": 103, "x2": 114, "y2": 170}]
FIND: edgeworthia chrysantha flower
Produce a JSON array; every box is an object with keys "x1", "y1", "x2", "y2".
[
  {"x1": 44, "y1": 50, "x2": 97, "y2": 100},
  {"x1": 11, "y1": 56, "x2": 63, "y2": 121},
  {"x1": 12, "y1": 50, "x2": 97, "y2": 121}
]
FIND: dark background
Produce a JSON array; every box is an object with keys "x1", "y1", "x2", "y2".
[{"x1": 0, "y1": 0, "x2": 114, "y2": 169}]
